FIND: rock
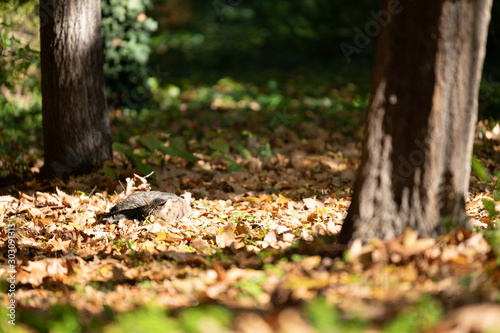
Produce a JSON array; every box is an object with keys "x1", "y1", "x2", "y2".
[{"x1": 102, "y1": 191, "x2": 190, "y2": 224}]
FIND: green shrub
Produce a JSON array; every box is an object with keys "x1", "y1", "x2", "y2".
[{"x1": 101, "y1": 0, "x2": 158, "y2": 97}]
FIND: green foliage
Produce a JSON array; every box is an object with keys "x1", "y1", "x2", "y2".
[
  {"x1": 472, "y1": 156, "x2": 493, "y2": 182},
  {"x1": 19, "y1": 304, "x2": 83, "y2": 333},
  {"x1": 103, "y1": 164, "x2": 118, "y2": 180},
  {"x1": 0, "y1": 34, "x2": 38, "y2": 89},
  {"x1": 150, "y1": 0, "x2": 500, "y2": 75},
  {"x1": 208, "y1": 137, "x2": 230, "y2": 155},
  {"x1": 105, "y1": 307, "x2": 181, "y2": 333},
  {"x1": 107, "y1": 60, "x2": 371, "y2": 177},
  {"x1": 471, "y1": 158, "x2": 500, "y2": 263},
  {"x1": 482, "y1": 199, "x2": 500, "y2": 264},
  {"x1": 1, "y1": 0, "x2": 161, "y2": 179},
  {"x1": 1, "y1": 305, "x2": 30, "y2": 333},
  {"x1": 178, "y1": 305, "x2": 232, "y2": 333},
  {"x1": 139, "y1": 132, "x2": 163, "y2": 151},
  {"x1": 382, "y1": 295, "x2": 442, "y2": 333},
  {"x1": 2, "y1": 0, "x2": 499, "y2": 186},
  {"x1": 306, "y1": 297, "x2": 367, "y2": 333},
  {"x1": 150, "y1": 1, "x2": 379, "y2": 73},
  {"x1": 291, "y1": 254, "x2": 308, "y2": 262},
  {"x1": 158, "y1": 142, "x2": 201, "y2": 163},
  {"x1": 101, "y1": 0, "x2": 158, "y2": 95},
  {"x1": 0, "y1": 1, "x2": 39, "y2": 90},
  {"x1": 0, "y1": 0, "x2": 42, "y2": 178},
  {"x1": 482, "y1": 198, "x2": 498, "y2": 219}
]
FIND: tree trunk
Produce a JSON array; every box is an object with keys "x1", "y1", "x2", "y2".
[
  {"x1": 40, "y1": 0, "x2": 112, "y2": 179},
  {"x1": 339, "y1": 0, "x2": 492, "y2": 244}
]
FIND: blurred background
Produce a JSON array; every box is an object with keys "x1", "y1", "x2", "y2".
[{"x1": 1, "y1": 0, "x2": 499, "y2": 182}]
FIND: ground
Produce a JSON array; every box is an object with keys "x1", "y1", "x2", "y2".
[{"x1": 1, "y1": 121, "x2": 500, "y2": 333}]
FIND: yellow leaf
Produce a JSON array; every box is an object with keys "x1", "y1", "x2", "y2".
[
  {"x1": 142, "y1": 240, "x2": 156, "y2": 252},
  {"x1": 37, "y1": 218, "x2": 57, "y2": 224},
  {"x1": 276, "y1": 194, "x2": 289, "y2": 204},
  {"x1": 245, "y1": 196, "x2": 260, "y2": 203},
  {"x1": 402, "y1": 227, "x2": 418, "y2": 248}
]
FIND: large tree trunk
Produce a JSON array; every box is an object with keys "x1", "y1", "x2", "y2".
[
  {"x1": 40, "y1": 0, "x2": 112, "y2": 179},
  {"x1": 339, "y1": 0, "x2": 492, "y2": 244}
]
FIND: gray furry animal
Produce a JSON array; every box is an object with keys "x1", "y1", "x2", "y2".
[{"x1": 102, "y1": 191, "x2": 190, "y2": 224}]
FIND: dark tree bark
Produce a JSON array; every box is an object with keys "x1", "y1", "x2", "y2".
[
  {"x1": 40, "y1": 0, "x2": 112, "y2": 179},
  {"x1": 339, "y1": 0, "x2": 492, "y2": 243}
]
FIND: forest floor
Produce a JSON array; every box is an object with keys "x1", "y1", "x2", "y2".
[
  {"x1": 1, "y1": 117, "x2": 500, "y2": 333},
  {"x1": 2, "y1": 2, "x2": 500, "y2": 330}
]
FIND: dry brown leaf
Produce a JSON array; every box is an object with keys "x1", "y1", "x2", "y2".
[
  {"x1": 435, "y1": 304, "x2": 500, "y2": 333},
  {"x1": 56, "y1": 187, "x2": 79, "y2": 207},
  {"x1": 485, "y1": 123, "x2": 500, "y2": 140},
  {"x1": 303, "y1": 197, "x2": 324, "y2": 210},
  {"x1": 47, "y1": 237, "x2": 72, "y2": 252},
  {"x1": 216, "y1": 222, "x2": 236, "y2": 248},
  {"x1": 263, "y1": 230, "x2": 277, "y2": 245},
  {"x1": 36, "y1": 192, "x2": 62, "y2": 206},
  {"x1": 234, "y1": 313, "x2": 273, "y2": 333},
  {"x1": 277, "y1": 308, "x2": 314, "y2": 333},
  {"x1": 17, "y1": 259, "x2": 68, "y2": 286},
  {"x1": 3, "y1": 133, "x2": 499, "y2": 331}
]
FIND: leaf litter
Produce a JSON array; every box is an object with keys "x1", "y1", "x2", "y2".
[{"x1": 1, "y1": 125, "x2": 500, "y2": 332}]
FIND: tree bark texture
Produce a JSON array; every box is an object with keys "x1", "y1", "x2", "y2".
[
  {"x1": 339, "y1": 0, "x2": 492, "y2": 243},
  {"x1": 40, "y1": 0, "x2": 112, "y2": 179}
]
